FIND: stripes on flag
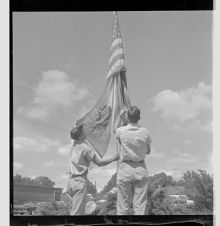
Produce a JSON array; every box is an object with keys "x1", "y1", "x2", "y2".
[
  {"x1": 111, "y1": 38, "x2": 123, "y2": 50},
  {"x1": 107, "y1": 59, "x2": 125, "y2": 79},
  {"x1": 107, "y1": 12, "x2": 126, "y2": 80},
  {"x1": 108, "y1": 48, "x2": 123, "y2": 65}
]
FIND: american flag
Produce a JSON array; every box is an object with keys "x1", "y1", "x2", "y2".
[
  {"x1": 76, "y1": 12, "x2": 130, "y2": 158},
  {"x1": 107, "y1": 11, "x2": 126, "y2": 80},
  {"x1": 108, "y1": 11, "x2": 130, "y2": 133}
]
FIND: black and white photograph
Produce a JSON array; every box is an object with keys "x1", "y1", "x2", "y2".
[{"x1": 10, "y1": 2, "x2": 215, "y2": 225}]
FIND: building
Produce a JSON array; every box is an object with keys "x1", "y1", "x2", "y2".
[{"x1": 13, "y1": 184, "x2": 62, "y2": 205}]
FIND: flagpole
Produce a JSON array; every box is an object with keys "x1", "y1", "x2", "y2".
[
  {"x1": 111, "y1": 11, "x2": 120, "y2": 171},
  {"x1": 112, "y1": 76, "x2": 120, "y2": 174},
  {"x1": 111, "y1": 11, "x2": 124, "y2": 176}
]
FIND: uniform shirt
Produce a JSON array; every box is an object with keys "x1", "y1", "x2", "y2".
[
  {"x1": 69, "y1": 141, "x2": 95, "y2": 177},
  {"x1": 115, "y1": 124, "x2": 152, "y2": 162}
]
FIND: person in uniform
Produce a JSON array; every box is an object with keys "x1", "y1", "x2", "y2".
[
  {"x1": 115, "y1": 106, "x2": 152, "y2": 215},
  {"x1": 66, "y1": 124, "x2": 119, "y2": 215}
]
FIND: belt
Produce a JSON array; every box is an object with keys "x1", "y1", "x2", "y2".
[
  {"x1": 69, "y1": 174, "x2": 87, "y2": 179},
  {"x1": 122, "y1": 160, "x2": 144, "y2": 163}
]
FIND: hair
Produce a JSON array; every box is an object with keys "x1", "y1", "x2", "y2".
[
  {"x1": 70, "y1": 125, "x2": 84, "y2": 141},
  {"x1": 127, "y1": 106, "x2": 140, "y2": 123}
]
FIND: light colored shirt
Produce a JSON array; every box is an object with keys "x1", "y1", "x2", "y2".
[
  {"x1": 69, "y1": 141, "x2": 95, "y2": 177},
  {"x1": 115, "y1": 124, "x2": 152, "y2": 162}
]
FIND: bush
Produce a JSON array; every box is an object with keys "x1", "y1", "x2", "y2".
[
  {"x1": 34, "y1": 201, "x2": 69, "y2": 215},
  {"x1": 183, "y1": 170, "x2": 213, "y2": 212},
  {"x1": 147, "y1": 186, "x2": 197, "y2": 215}
]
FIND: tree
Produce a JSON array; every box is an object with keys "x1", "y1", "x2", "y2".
[
  {"x1": 147, "y1": 184, "x2": 200, "y2": 215},
  {"x1": 34, "y1": 200, "x2": 69, "y2": 215},
  {"x1": 149, "y1": 172, "x2": 175, "y2": 188},
  {"x1": 13, "y1": 174, "x2": 22, "y2": 184},
  {"x1": 106, "y1": 192, "x2": 117, "y2": 209},
  {"x1": 13, "y1": 174, "x2": 55, "y2": 187},
  {"x1": 183, "y1": 170, "x2": 213, "y2": 212},
  {"x1": 87, "y1": 180, "x2": 97, "y2": 195},
  {"x1": 100, "y1": 173, "x2": 117, "y2": 195},
  {"x1": 13, "y1": 174, "x2": 35, "y2": 186},
  {"x1": 34, "y1": 176, "x2": 55, "y2": 187}
]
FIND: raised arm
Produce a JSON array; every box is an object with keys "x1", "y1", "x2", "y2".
[{"x1": 92, "y1": 152, "x2": 119, "y2": 166}]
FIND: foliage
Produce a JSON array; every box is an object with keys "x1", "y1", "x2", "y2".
[
  {"x1": 147, "y1": 186, "x2": 198, "y2": 215},
  {"x1": 93, "y1": 193, "x2": 105, "y2": 201},
  {"x1": 34, "y1": 201, "x2": 69, "y2": 215},
  {"x1": 105, "y1": 192, "x2": 117, "y2": 210},
  {"x1": 183, "y1": 170, "x2": 213, "y2": 212},
  {"x1": 146, "y1": 169, "x2": 213, "y2": 215},
  {"x1": 149, "y1": 172, "x2": 176, "y2": 187},
  {"x1": 165, "y1": 185, "x2": 185, "y2": 195},
  {"x1": 175, "y1": 179, "x2": 185, "y2": 186},
  {"x1": 87, "y1": 180, "x2": 97, "y2": 195},
  {"x1": 13, "y1": 174, "x2": 55, "y2": 187},
  {"x1": 34, "y1": 176, "x2": 55, "y2": 187},
  {"x1": 147, "y1": 186, "x2": 172, "y2": 215},
  {"x1": 100, "y1": 173, "x2": 117, "y2": 195},
  {"x1": 95, "y1": 192, "x2": 117, "y2": 215}
]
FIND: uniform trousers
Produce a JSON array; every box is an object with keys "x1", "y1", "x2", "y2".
[
  {"x1": 66, "y1": 176, "x2": 88, "y2": 215},
  {"x1": 117, "y1": 160, "x2": 149, "y2": 215}
]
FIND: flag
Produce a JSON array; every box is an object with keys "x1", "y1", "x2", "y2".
[
  {"x1": 76, "y1": 12, "x2": 130, "y2": 158},
  {"x1": 108, "y1": 11, "x2": 131, "y2": 132}
]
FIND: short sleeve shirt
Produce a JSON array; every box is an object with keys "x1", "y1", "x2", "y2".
[
  {"x1": 69, "y1": 142, "x2": 96, "y2": 177},
  {"x1": 115, "y1": 124, "x2": 152, "y2": 162}
]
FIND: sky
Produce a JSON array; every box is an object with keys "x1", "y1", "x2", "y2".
[{"x1": 13, "y1": 11, "x2": 213, "y2": 191}]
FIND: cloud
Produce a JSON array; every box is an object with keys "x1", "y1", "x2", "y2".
[
  {"x1": 76, "y1": 99, "x2": 96, "y2": 120},
  {"x1": 187, "y1": 119, "x2": 212, "y2": 132},
  {"x1": 151, "y1": 151, "x2": 199, "y2": 179},
  {"x1": 183, "y1": 139, "x2": 191, "y2": 145},
  {"x1": 146, "y1": 147, "x2": 165, "y2": 159},
  {"x1": 151, "y1": 82, "x2": 212, "y2": 132},
  {"x1": 58, "y1": 174, "x2": 69, "y2": 180},
  {"x1": 168, "y1": 152, "x2": 198, "y2": 165},
  {"x1": 63, "y1": 57, "x2": 78, "y2": 70},
  {"x1": 57, "y1": 143, "x2": 72, "y2": 156},
  {"x1": 14, "y1": 135, "x2": 61, "y2": 153},
  {"x1": 14, "y1": 162, "x2": 23, "y2": 170},
  {"x1": 54, "y1": 174, "x2": 70, "y2": 189},
  {"x1": 17, "y1": 70, "x2": 91, "y2": 120},
  {"x1": 44, "y1": 161, "x2": 56, "y2": 167}
]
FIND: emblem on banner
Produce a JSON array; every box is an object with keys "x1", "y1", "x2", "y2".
[{"x1": 88, "y1": 104, "x2": 112, "y2": 137}]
